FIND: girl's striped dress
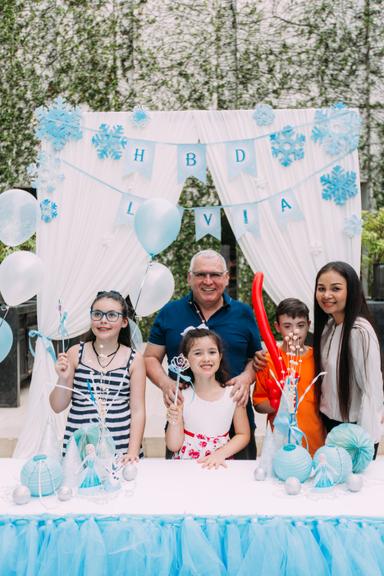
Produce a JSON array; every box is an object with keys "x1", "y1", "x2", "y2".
[{"x1": 63, "y1": 341, "x2": 139, "y2": 455}]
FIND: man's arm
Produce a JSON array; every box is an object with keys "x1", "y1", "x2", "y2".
[
  {"x1": 226, "y1": 359, "x2": 255, "y2": 407},
  {"x1": 144, "y1": 342, "x2": 182, "y2": 407}
]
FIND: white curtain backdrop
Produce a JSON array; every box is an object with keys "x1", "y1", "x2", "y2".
[
  {"x1": 194, "y1": 109, "x2": 360, "y2": 311},
  {"x1": 15, "y1": 108, "x2": 361, "y2": 457},
  {"x1": 15, "y1": 111, "x2": 199, "y2": 457}
]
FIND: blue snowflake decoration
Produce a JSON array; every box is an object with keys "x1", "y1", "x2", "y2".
[
  {"x1": 270, "y1": 125, "x2": 306, "y2": 167},
  {"x1": 130, "y1": 105, "x2": 151, "y2": 129},
  {"x1": 35, "y1": 97, "x2": 82, "y2": 151},
  {"x1": 311, "y1": 102, "x2": 361, "y2": 156},
  {"x1": 91, "y1": 124, "x2": 128, "y2": 160},
  {"x1": 343, "y1": 214, "x2": 362, "y2": 238},
  {"x1": 252, "y1": 104, "x2": 275, "y2": 127},
  {"x1": 27, "y1": 151, "x2": 64, "y2": 194},
  {"x1": 40, "y1": 198, "x2": 58, "y2": 223},
  {"x1": 320, "y1": 165, "x2": 358, "y2": 206}
]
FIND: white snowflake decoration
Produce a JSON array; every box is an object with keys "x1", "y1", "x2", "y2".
[
  {"x1": 320, "y1": 165, "x2": 357, "y2": 206},
  {"x1": 252, "y1": 104, "x2": 275, "y2": 127},
  {"x1": 343, "y1": 214, "x2": 362, "y2": 238},
  {"x1": 130, "y1": 105, "x2": 151, "y2": 128},
  {"x1": 27, "y1": 151, "x2": 64, "y2": 194},
  {"x1": 40, "y1": 198, "x2": 58, "y2": 223},
  {"x1": 35, "y1": 96, "x2": 82, "y2": 151},
  {"x1": 270, "y1": 125, "x2": 306, "y2": 167},
  {"x1": 91, "y1": 124, "x2": 128, "y2": 160},
  {"x1": 311, "y1": 102, "x2": 361, "y2": 156}
]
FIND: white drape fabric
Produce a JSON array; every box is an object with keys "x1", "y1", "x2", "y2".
[
  {"x1": 15, "y1": 109, "x2": 361, "y2": 457},
  {"x1": 15, "y1": 111, "x2": 198, "y2": 457},
  {"x1": 194, "y1": 109, "x2": 361, "y2": 311}
]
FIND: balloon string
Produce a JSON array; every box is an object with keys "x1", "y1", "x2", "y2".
[
  {"x1": 0, "y1": 305, "x2": 9, "y2": 328},
  {"x1": 130, "y1": 258, "x2": 153, "y2": 340}
]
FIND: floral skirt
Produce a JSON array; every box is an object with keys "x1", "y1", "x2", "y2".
[{"x1": 173, "y1": 429, "x2": 229, "y2": 460}]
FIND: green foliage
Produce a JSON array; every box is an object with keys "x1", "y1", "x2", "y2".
[{"x1": 362, "y1": 208, "x2": 384, "y2": 264}]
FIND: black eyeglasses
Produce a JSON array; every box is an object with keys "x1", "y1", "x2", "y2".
[
  {"x1": 96, "y1": 290, "x2": 122, "y2": 297},
  {"x1": 90, "y1": 310, "x2": 124, "y2": 322},
  {"x1": 190, "y1": 271, "x2": 228, "y2": 279}
]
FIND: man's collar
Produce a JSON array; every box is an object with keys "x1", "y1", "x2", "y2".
[{"x1": 187, "y1": 291, "x2": 231, "y2": 307}]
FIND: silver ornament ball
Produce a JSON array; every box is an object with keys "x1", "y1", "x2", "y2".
[
  {"x1": 57, "y1": 486, "x2": 73, "y2": 501},
  {"x1": 122, "y1": 463, "x2": 138, "y2": 481},
  {"x1": 284, "y1": 476, "x2": 301, "y2": 495},
  {"x1": 346, "y1": 473, "x2": 363, "y2": 492},
  {"x1": 253, "y1": 467, "x2": 266, "y2": 481},
  {"x1": 13, "y1": 485, "x2": 31, "y2": 505}
]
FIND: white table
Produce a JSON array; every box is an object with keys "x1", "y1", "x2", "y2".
[{"x1": 0, "y1": 458, "x2": 383, "y2": 575}]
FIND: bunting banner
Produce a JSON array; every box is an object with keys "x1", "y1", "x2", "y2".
[
  {"x1": 268, "y1": 188, "x2": 304, "y2": 226},
  {"x1": 177, "y1": 143, "x2": 207, "y2": 184},
  {"x1": 225, "y1": 139, "x2": 257, "y2": 181},
  {"x1": 115, "y1": 191, "x2": 145, "y2": 227},
  {"x1": 229, "y1": 203, "x2": 260, "y2": 240},
  {"x1": 125, "y1": 139, "x2": 155, "y2": 179},
  {"x1": 194, "y1": 206, "x2": 221, "y2": 241}
]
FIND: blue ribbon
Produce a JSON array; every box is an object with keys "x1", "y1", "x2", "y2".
[
  {"x1": 168, "y1": 365, "x2": 193, "y2": 384},
  {"x1": 28, "y1": 330, "x2": 57, "y2": 363},
  {"x1": 59, "y1": 311, "x2": 69, "y2": 340}
]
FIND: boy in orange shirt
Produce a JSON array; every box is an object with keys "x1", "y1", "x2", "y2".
[{"x1": 253, "y1": 298, "x2": 325, "y2": 456}]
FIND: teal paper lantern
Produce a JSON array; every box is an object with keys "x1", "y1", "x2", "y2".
[
  {"x1": 20, "y1": 454, "x2": 63, "y2": 497},
  {"x1": 313, "y1": 445, "x2": 352, "y2": 484},
  {"x1": 272, "y1": 444, "x2": 312, "y2": 483},
  {"x1": 326, "y1": 423, "x2": 374, "y2": 473}
]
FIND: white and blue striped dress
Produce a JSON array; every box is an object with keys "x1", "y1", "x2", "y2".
[{"x1": 63, "y1": 342, "x2": 138, "y2": 456}]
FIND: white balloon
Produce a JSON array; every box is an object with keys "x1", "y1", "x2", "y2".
[
  {"x1": 0, "y1": 251, "x2": 44, "y2": 306},
  {"x1": 130, "y1": 262, "x2": 174, "y2": 317},
  {"x1": 0, "y1": 189, "x2": 38, "y2": 247}
]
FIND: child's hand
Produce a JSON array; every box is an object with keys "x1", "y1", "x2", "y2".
[
  {"x1": 253, "y1": 350, "x2": 267, "y2": 371},
  {"x1": 121, "y1": 452, "x2": 139, "y2": 465},
  {"x1": 198, "y1": 452, "x2": 227, "y2": 470},
  {"x1": 55, "y1": 353, "x2": 71, "y2": 379},
  {"x1": 167, "y1": 403, "x2": 183, "y2": 425}
]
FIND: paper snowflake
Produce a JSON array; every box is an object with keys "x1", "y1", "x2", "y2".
[
  {"x1": 320, "y1": 165, "x2": 358, "y2": 206},
  {"x1": 35, "y1": 97, "x2": 82, "y2": 151},
  {"x1": 311, "y1": 102, "x2": 361, "y2": 156},
  {"x1": 40, "y1": 198, "x2": 58, "y2": 223},
  {"x1": 27, "y1": 151, "x2": 64, "y2": 194},
  {"x1": 270, "y1": 125, "x2": 306, "y2": 167},
  {"x1": 130, "y1": 105, "x2": 151, "y2": 128},
  {"x1": 252, "y1": 104, "x2": 275, "y2": 127},
  {"x1": 91, "y1": 124, "x2": 128, "y2": 160},
  {"x1": 343, "y1": 214, "x2": 362, "y2": 238}
]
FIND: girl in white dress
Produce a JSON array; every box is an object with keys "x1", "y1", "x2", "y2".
[{"x1": 166, "y1": 328, "x2": 250, "y2": 469}]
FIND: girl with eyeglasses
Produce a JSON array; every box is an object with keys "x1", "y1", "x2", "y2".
[{"x1": 50, "y1": 291, "x2": 146, "y2": 463}]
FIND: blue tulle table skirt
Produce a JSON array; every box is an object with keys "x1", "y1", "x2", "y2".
[{"x1": 0, "y1": 514, "x2": 383, "y2": 576}]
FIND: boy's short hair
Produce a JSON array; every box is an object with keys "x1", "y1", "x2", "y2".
[{"x1": 275, "y1": 298, "x2": 310, "y2": 323}]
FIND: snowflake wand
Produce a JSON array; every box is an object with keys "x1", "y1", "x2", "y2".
[
  {"x1": 168, "y1": 354, "x2": 191, "y2": 406},
  {"x1": 58, "y1": 299, "x2": 69, "y2": 354}
]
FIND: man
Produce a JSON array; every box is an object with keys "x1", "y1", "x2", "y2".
[{"x1": 144, "y1": 249, "x2": 262, "y2": 459}]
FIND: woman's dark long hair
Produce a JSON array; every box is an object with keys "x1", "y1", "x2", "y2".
[
  {"x1": 313, "y1": 261, "x2": 372, "y2": 420},
  {"x1": 86, "y1": 290, "x2": 131, "y2": 347},
  {"x1": 180, "y1": 328, "x2": 229, "y2": 386}
]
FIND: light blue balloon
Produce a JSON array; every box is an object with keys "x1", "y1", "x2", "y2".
[
  {"x1": 134, "y1": 198, "x2": 182, "y2": 256},
  {"x1": 0, "y1": 189, "x2": 38, "y2": 247},
  {"x1": 0, "y1": 318, "x2": 13, "y2": 362}
]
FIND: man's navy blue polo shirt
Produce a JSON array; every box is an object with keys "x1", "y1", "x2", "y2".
[{"x1": 148, "y1": 292, "x2": 262, "y2": 379}]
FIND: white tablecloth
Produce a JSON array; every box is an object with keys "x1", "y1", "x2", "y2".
[{"x1": 1, "y1": 457, "x2": 384, "y2": 518}]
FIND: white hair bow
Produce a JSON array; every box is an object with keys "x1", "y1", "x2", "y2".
[{"x1": 180, "y1": 323, "x2": 209, "y2": 337}]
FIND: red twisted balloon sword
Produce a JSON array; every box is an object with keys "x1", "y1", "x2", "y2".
[{"x1": 252, "y1": 272, "x2": 284, "y2": 409}]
